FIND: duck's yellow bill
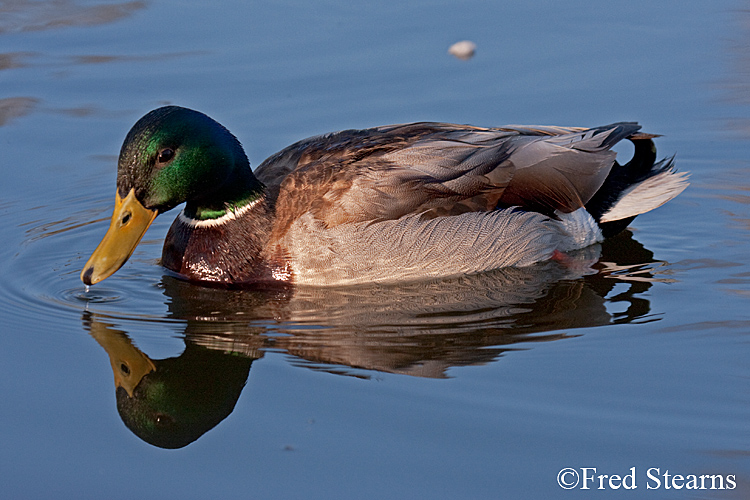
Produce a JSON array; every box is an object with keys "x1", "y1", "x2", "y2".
[
  {"x1": 87, "y1": 315, "x2": 156, "y2": 397},
  {"x1": 81, "y1": 188, "x2": 158, "y2": 286}
]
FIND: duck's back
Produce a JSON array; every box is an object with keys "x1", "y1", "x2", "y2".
[{"x1": 254, "y1": 122, "x2": 640, "y2": 236}]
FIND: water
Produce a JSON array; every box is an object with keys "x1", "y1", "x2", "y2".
[{"x1": 1, "y1": 0, "x2": 749, "y2": 498}]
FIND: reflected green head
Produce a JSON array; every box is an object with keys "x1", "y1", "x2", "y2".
[{"x1": 116, "y1": 345, "x2": 254, "y2": 449}]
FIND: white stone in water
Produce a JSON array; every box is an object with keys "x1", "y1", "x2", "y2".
[{"x1": 448, "y1": 40, "x2": 476, "y2": 60}]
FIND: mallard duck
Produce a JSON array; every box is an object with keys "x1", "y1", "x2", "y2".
[{"x1": 80, "y1": 106, "x2": 688, "y2": 287}]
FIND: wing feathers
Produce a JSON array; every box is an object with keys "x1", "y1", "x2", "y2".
[{"x1": 260, "y1": 122, "x2": 634, "y2": 238}]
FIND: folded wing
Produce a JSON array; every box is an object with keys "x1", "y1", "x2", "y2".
[{"x1": 254, "y1": 122, "x2": 641, "y2": 236}]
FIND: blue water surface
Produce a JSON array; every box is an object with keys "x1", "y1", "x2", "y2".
[{"x1": 1, "y1": 0, "x2": 749, "y2": 499}]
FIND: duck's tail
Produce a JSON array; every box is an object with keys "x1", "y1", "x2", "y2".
[{"x1": 585, "y1": 133, "x2": 689, "y2": 238}]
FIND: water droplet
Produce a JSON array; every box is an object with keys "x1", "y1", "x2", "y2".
[{"x1": 84, "y1": 285, "x2": 90, "y2": 293}]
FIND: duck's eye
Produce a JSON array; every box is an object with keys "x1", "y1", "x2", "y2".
[
  {"x1": 157, "y1": 148, "x2": 175, "y2": 163},
  {"x1": 154, "y1": 413, "x2": 174, "y2": 427}
]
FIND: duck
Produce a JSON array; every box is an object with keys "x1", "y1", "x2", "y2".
[{"x1": 80, "y1": 106, "x2": 688, "y2": 287}]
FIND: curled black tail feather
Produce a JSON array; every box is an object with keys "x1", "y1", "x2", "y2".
[{"x1": 585, "y1": 134, "x2": 664, "y2": 238}]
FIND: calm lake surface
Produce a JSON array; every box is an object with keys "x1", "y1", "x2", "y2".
[{"x1": 2, "y1": 0, "x2": 750, "y2": 498}]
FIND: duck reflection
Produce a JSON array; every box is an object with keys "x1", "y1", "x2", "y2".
[
  {"x1": 83, "y1": 230, "x2": 664, "y2": 448},
  {"x1": 85, "y1": 314, "x2": 259, "y2": 449}
]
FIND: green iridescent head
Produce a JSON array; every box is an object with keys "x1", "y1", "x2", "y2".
[
  {"x1": 117, "y1": 105, "x2": 261, "y2": 215},
  {"x1": 81, "y1": 106, "x2": 263, "y2": 285}
]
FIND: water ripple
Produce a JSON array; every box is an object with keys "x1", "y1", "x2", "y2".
[{"x1": 0, "y1": 196, "x2": 181, "y2": 337}]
